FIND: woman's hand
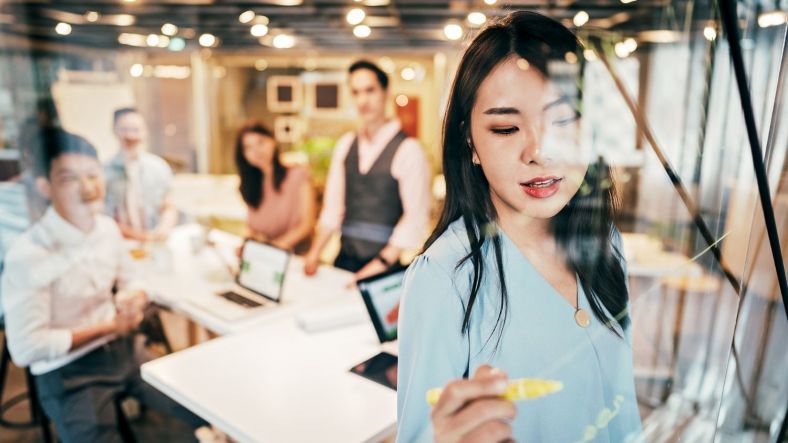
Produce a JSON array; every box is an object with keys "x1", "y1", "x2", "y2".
[{"x1": 432, "y1": 365, "x2": 516, "y2": 443}]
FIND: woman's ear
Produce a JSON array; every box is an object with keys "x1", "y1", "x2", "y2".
[{"x1": 35, "y1": 176, "x2": 51, "y2": 200}]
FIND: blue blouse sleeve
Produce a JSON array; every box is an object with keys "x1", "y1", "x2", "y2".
[{"x1": 397, "y1": 254, "x2": 469, "y2": 443}]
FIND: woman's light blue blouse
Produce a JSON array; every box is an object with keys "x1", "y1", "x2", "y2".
[{"x1": 396, "y1": 218, "x2": 642, "y2": 442}]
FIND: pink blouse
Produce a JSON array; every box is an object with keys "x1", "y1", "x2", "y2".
[{"x1": 247, "y1": 165, "x2": 311, "y2": 240}]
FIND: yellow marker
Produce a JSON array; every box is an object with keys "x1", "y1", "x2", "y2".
[{"x1": 426, "y1": 378, "x2": 564, "y2": 406}]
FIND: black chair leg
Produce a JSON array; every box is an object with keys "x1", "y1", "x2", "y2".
[
  {"x1": 115, "y1": 397, "x2": 136, "y2": 443},
  {"x1": 0, "y1": 336, "x2": 10, "y2": 405}
]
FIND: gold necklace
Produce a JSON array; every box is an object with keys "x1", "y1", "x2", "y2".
[{"x1": 574, "y1": 282, "x2": 591, "y2": 328}]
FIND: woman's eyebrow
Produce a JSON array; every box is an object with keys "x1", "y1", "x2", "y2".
[
  {"x1": 543, "y1": 95, "x2": 571, "y2": 111},
  {"x1": 482, "y1": 107, "x2": 520, "y2": 115}
]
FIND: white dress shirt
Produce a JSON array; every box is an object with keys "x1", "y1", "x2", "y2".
[{"x1": 1, "y1": 207, "x2": 144, "y2": 375}]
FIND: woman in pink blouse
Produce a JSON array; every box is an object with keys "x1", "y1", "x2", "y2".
[{"x1": 235, "y1": 121, "x2": 316, "y2": 253}]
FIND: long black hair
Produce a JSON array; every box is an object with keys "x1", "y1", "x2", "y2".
[
  {"x1": 424, "y1": 11, "x2": 629, "y2": 344},
  {"x1": 235, "y1": 121, "x2": 287, "y2": 209}
]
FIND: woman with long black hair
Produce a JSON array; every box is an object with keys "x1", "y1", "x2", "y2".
[
  {"x1": 397, "y1": 11, "x2": 641, "y2": 442},
  {"x1": 235, "y1": 121, "x2": 315, "y2": 253}
]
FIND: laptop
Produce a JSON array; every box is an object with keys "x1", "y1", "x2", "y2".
[
  {"x1": 349, "y1": 266, "x2": 407, "y2": 390},
  {"x1": 187, "y1": 238, "x2": 290, "y2": 321}
]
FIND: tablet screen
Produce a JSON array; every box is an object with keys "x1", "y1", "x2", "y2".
[{"x1": 358, "y1": 269, "x2": 405, "y2": 342}]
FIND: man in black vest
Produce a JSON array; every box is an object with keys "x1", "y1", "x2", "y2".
[{"x1": 304, "y1": 60, "x2": 431, "y2": 280}]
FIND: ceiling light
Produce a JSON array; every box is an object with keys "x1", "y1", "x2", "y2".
[
  {"x1": 255, "y1": 59, "x2": 268, "y2": 71},
  {"x1": 272, "y1": 34, "x2": 295, "y2": 49},
  {"x1": 758, "y1": 11, "x2": 787, "y2": 28},
  {"x1": 130, "y1": 64, "x2": 144, "y2": 78},
  {"x1": 620, "y1": 0, "x2": 636, "y2": 3},
  {"x1": 614, "y1": 42, "x2": 630, "y2": 58},
  {"x1": 168, "y1": 37, "x2": 186, "y2": 51},
  {"x1": 443, "y1": 23, "x2": 463, "y2": 41},
  {"x1": 401, "y1": 67, "x2": 415, "y2": 81},
  {"x1": 638, "y1": 30, "x2": 681, "y2": 43},
  {"x1": 239, "y1": 10, "x2": 255, "y2": 24},
  {"x1": 251, "y1": 24, "x2": 269, "y2": 37},
  {"x1": 353, "y1": 24, "x2": 371, "y2": 38},
  {"x1": 55, "y1": 22, "x2": 71, "y2": 35},
  {"x1": 378, "y1": 56, "x2": 395, "y2": 73},
  {"x1": 118, "y1": 33, "x2": 146, "y2": 47},
  {"x1": 161, "y1": 23, "x2": 178, "y2": 36},
  {"x1": 484, "y1": 0, "x2": 497, "y2": 4},
  {"x1": 564, "y1": 52, "x2": 578, "y2": 63},
  {"x1": 199, "y1": 33, "x2": 217, "y2": 47},
  {"x1": 113, "y1": 14, "x2": 135, "y2": 27},
  {"x1": 583, "y1": 48, "x2": 597, "y2": 61},
  {"x1": 395, "y1": 95, "x2": 409, "y2": 107},
  {"x1": 85, "y1": 11, "x2": 99, "y2": 22},
  {"x1": 623, "y1": 37, "x2": 637, "y2": 52},
  {"x1": 467, "y1": 12, "x2": 486, "y2": 27},
  {"x1": 573, "y1": 11, "x2": 589, "y2": 27},
  {"x1": 703, "y1": 26, "x2": 717, "y2": 41},
  {"x1": 146, "y1": 34, "x2": 160, "y2": 47},
  {"x1": 347, "y1": 8, "x2": 365, "y2": 25}
]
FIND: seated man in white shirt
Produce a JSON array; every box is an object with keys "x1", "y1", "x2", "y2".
[{"x1": 1, "y1": 127, "x2": 205, "y2": 442}]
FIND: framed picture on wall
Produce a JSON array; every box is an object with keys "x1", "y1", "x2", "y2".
[
  {"x1": 306, "y1": 80, "x2": 344, "y2": 116},
  {"x1": 267, "y1": 76, "x2": 302, "y2": 113},
  {"x1": 274, "y1": 116, "x2": 304, "y2": 144}
]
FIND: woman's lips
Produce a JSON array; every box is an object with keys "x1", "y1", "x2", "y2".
[{"x1": 520, "y1": 177, "x2": 563, "y2": 199}]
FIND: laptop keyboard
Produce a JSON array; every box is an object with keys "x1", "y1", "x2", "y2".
[{"x1": 218, "y1": 291, "x2": 262, "y2": 308}]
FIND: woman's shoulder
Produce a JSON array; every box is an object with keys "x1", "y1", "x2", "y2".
[
  {"x1": 286, "y1": 164, "x2": 311, "y2": 182},
  {"x1": 406, "y1": 218, "x2": 473, "y2": 288}
]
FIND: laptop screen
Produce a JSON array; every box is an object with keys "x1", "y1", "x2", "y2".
[
  {"x1": 357, "y1": 268, "x2": 406, "y2": 343},
  {"x1": 237, "y1": 240, "x2": 290, "y2": 301}
]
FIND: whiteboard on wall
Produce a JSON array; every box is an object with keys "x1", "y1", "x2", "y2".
[{"x1": 51, "y1": 76, "x2": 135, "y2": 161}]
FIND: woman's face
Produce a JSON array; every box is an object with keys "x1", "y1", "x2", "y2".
[
  {"x1": 469, "y1": 55, "x2": 589, "y2": 224},
  {"x1": 242, "y1": 132, "x2": 276, "y2": 171}
]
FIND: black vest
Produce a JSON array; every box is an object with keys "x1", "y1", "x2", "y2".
[{"x1": 340, "y1": 130, "x2": 408, "y2": 260}]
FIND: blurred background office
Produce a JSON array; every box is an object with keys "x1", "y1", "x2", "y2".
[{"x1": 0, "y1": 0, "x2": 786, "y2": 442}]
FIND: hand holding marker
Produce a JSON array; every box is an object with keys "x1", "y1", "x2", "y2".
[{"x1": 427, "y1": 378, "x2": 564, "y2": 406}]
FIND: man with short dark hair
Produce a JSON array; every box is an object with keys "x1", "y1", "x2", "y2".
[
  {"x1": 304, "y1": 60, "x2": 431, "y2": 279},
  {"x1": 1, "y1": 127, "x2": 205, "y2": 442},
  {"x1": 105, "y1": 107, "x2": 177, "y2": 241}
]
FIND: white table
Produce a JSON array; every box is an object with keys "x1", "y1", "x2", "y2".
[
  {"x1": 141, "y1": 296, "x2": 398, "y2": 443},
  {"x1": 131, "y1": 224, "x2": 358, "y2": 335}
]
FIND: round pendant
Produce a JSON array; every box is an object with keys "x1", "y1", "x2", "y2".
[{"x1": 574, "y1": 308, "x2": 591, "y2": 328}]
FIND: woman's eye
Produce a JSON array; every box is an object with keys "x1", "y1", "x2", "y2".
[
  {"x1": 491, "y1": 126, "x2": 519, "y2": 135},
  {"x1": 552, "y1": 113, "x2": 580, "y2": 127}
]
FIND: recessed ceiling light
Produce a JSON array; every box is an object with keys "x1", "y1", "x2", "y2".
[
  {"x1": 118, "y1": 33, "x2": 146, "y2": 46},
  {"x1": 353, "y1": 24, "x2": 371, "y2": 38},
  {"x1": 255, "y1": 59, "x2": 268, "y2": 71},
  {"x1": 395, "y1": 94, "x2": 409, "y2": 107},
  {"x1": 239, "y1": 10, "x2": 255, "y2": 24},
  {"x1": 112, "y1": 14, "x2": 135, "y2": 26},
  {"x1": 614, "y1": 42, "x2": 630, "y2": 58},
  {"x1": 623, "y1": 37, "x2": 637, "y2": 52},
  {"x1": 55, "y1": 22, "x2": 72, "y2": 35},
  {"x1": 443, "y1": 24, "x2": 463, "y2": 41},
  {"x1": 130, "y1": 64, "x2": 144, "y2": 77},
  {"x1": 638, "y1": 30, "x2": 681, "y2": 43},
  {"x1": 199, "y1": 33, "x2": 217, "y2": 47},
  {"x1": 161, "y1": 23, "x2": 178, "y2": 36},
  {"x1": 272, "y1": 34, "x2": 295, "y2": 49},
  {"x1": 573, "y1": 11, "x2": 589, "y2": 27},
  {"x1": 251, "y1": 24, "x2": 269, "y2": 37},
  {"x1": 400, "y1": 67, "x2": 416, "y2": 81},
  {"x1": 85, "y1": 11, "x2": 99, "y2": 22},
  {"x1": 564, "y1": 52, "x2": 578, "y2": 63},
  {"x1": 467, "y1": 12, "x2": 486, "y2": 27},
  {"x1": 168, "y1": 37, "x2": 186, "y2": 51},
  {"x1": 583, "y1": 48, "x2": 597, "y2": 61},
  {"x1": 484, "y1": 0, "x2": 497, "y2": 5},
  {"x1": 146, "y1": 34, "x2": 160, "y2": 47},
  {"x1": 703, "y1": 26, "x2": 717, "y2": 41},
  {"x1": 758, "y1": 11, "x2": 788, "y2": 28},
  {"x1": 347, "y1": 8, "x2": 365, "y2": 25}
]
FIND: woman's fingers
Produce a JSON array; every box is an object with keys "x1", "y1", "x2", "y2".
[{"x1": 432, "y1": 368, "x2": 508, "y2": 420}]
